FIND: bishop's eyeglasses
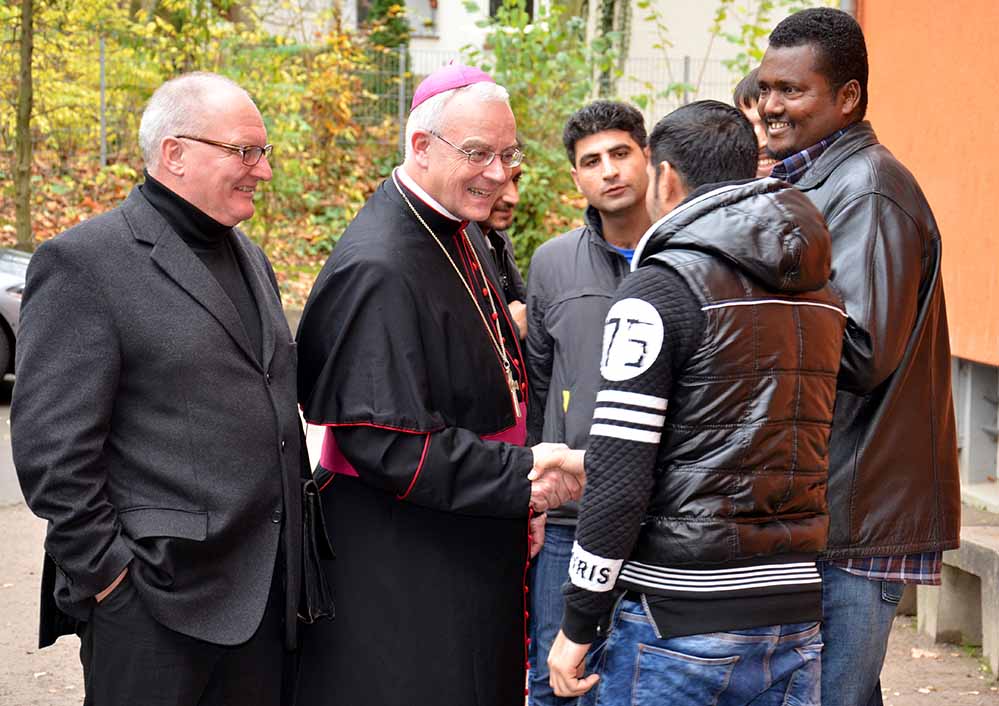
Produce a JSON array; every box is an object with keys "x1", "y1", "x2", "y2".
[
  {"x1": 175, "y1": 135, "x2": 274, "y2": 166},
  {"x1": 429, "y1": 130, "x2": 524, "y2": 168}
]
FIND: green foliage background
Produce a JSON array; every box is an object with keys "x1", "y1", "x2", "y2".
[
  {"x1": 1, "y1": 0, "x2": 833, "y2": 301},
  {"x1": 466, "y1": 0, "x2": 617, "y2": 275}
]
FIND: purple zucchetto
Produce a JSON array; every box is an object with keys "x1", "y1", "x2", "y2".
[{"x1": 410, "y1": 62, "x2": 495, "y2": 111}]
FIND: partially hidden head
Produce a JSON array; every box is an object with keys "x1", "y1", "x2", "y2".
[
  {"x1": 758, "y1": 7, "x2": 867, "y2": 159},
  {"x1": 646, "y1": 100, "x2": 757, "y2": 221},
  {"x1": 480, "y1": 164, "x2": 522, "y2": 233},
  {"x1": 733, "y1": 67, "x2": 776, "y2": 178},
  {"x1": 562, "y1": 101, "x2": 649, "y2": 216},
  {"x1": 403, "y1": 64, "x2": 520, "y2": 222},
  {"x1": 139, "y1": 72, "x2": 272, "y2": 227}
]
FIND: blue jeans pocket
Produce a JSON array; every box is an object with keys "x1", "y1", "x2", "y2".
[
  {"x1": 631, "y1": 644, "x2": 738, "y2": 706},
  {"x1": 787, "y1": 643, "x2": 822, "y2": 706},
  {"x1": 881, "y1": 581, "x2": 905, "y2": 605}
]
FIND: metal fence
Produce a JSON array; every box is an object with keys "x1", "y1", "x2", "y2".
[
  {"x1": 351, "y1": 48, "x2": 460, "y2": 153},
  {"x1": 351, "y1": 47, "x2": 738, "y2": 153},
  {"x1": 620, "y1": 54, "x2": 738, "y2": 123},
  {"x1": 10, "y1": 44, "x2": 738, "y2": 164}
]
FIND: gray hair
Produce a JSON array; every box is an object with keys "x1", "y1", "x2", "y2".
[
  {"x1": 138, "y1": 72, "x2": 253, "y2": 172},
  {"x1": 404, "y1": 81, "x2": 511, "y2": 159}
]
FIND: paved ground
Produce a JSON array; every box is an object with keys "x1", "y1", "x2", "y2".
[
  {"x1": 0, "y1": 379, "x2": 21, "y2": 507},
  {"x1": 3, "y1": 496, "x2": 997, "y2": 704},
  {"x1": 0, "y1": 503, "x2": 81, "y2": 706},
  {"x1": 881, "y1": 615, "x2": 998, "y2": 705}
]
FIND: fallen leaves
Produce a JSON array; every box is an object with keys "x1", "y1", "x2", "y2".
[{"x1": 1, "y1": 151, "x2": 142, "y2": 247}]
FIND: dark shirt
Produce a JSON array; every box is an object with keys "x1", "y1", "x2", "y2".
[
  {"x1": 483, "y1": 227, "x2": 527, "y2": 304},
  {"x1": 140, "y1": 171, "x2": 263, "y2": 362}
]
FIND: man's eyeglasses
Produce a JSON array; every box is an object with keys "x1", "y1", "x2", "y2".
[
  {"x1": 175, "y1": 135, "x2": 273, "y2": 166},
  {"x1": 429, "y1": 131, "x2": 523, "y2": 168}
]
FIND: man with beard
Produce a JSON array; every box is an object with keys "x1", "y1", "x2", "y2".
[
  {"x1": 524, "y1": 100, "x2": 650, "y2": 706},
  {"x1": 547, "y1": 99, "x2": 845, "y2": 706},
  {"x1": 758, "y1": 9, "x2": 960, "y2": 705},
  {"x1": 478, "y1": 163, "x2": 527, "y2": 339},
  {"x1": 294, "y1": 64, "x2": 583, "y2": 706}
]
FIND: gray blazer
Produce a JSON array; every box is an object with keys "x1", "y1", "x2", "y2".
[{"x1": 12, "y1": 187, "x2": 303, "y2": 649}]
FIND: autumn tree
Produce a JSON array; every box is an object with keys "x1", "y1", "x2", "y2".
[{"x1": 14, "y1": 0, "x2": 34, "y2": 252}]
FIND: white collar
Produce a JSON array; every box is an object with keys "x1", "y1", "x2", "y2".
[{"x1": 394, "y1": 166, "x2": 461, "y2": 222}]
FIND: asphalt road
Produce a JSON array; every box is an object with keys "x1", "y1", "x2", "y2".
[{"x1": 0, "y1": 379, "x2": 21, "y2": 508}]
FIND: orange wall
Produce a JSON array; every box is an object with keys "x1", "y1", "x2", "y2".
[{"x1": 857, "y1": 0, "x2": 999, "y2": 365}]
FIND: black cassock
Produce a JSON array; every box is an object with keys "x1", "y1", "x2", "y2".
[{"x1": 295, "y1": 174, "x2": 534, "y2": 706}]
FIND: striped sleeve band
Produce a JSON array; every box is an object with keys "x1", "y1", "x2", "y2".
[{"x1": 590, "y1": 389, "x2": 667, "y2": 445}]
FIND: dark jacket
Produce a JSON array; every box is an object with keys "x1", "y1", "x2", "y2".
[
  {"x1": 480, "y1": 225, "x2": 526, "y2": 304},
  {"x1": 623, "y1": 179, "x2": 845, "y2": 570},
  {"x1": 12, "y1": 187, "x2": 304, "y2": 649},
  {"x1": 795, "y1": 122, "x2": 960, "y2": 558},
  {"x1": 526, "y1": 207, "x2": 631, "y2": 522}
]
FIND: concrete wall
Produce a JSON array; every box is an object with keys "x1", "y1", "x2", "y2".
[{"x1": 857, "y1": 0, "x2": 999, "y2": 366}]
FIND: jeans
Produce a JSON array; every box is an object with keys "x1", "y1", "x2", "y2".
[
  {"x1": 580, "y1": 598, "x2": 822, "y2": 706},
  {"x1": 819, "y1": 562, "x2": 904, "y2": 706},
  {"x1": 528, "y1": 523, "x2": 578, "y2": 706}
]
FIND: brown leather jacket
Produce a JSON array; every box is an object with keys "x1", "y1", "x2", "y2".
[{"x1": 796, "y1": 121, "x2": 961, "y2": 558}]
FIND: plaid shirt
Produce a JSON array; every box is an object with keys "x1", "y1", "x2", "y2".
[
  {"x1": 772, "y1": 127, "x2": 944, "y2": 586},
  {"x1": 769, "y1": 126, "x2": 852, "y2": 184},
  {"x1": 831, "y1": 553, "x2": 942, "y2": 585}
]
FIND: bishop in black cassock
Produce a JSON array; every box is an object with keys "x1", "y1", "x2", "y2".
[{"x1": 294, "y1": 66, "x2": 571, "y2": 706}]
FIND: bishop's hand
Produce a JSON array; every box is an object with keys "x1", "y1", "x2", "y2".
[
  {"x1": 529, "y1": 512, "x2": 546, "y2": 558},
  {"x1": 528, "y1": 444, "x2": 585, "y2": 513}
]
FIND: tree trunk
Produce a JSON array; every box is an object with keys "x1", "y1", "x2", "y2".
[
  {"x1": 14, "y1": 0, "x2": 35, "y2": 253},
  {"x1": 597, "y1": 0, "x2": 615, "y2": 97}
]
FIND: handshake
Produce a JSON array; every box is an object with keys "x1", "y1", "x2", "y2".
[
  {"x1": 526, "y1": 443, "x2": 585, "y2": 558},
  {"x1": 528, "y1": 443, "x2": 586, "y2": 513}
]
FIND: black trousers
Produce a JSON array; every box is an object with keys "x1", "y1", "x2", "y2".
[{"x1": 79, "y1": 568, "x2": 287, "y2": 706}]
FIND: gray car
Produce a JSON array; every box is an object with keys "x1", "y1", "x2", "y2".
[{"x1": 0, "y1": 247, "x2": 30, "y2": 375}]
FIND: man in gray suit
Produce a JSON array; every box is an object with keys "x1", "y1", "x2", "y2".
[{"x1": 12, "y1": 72, "x2": 303, "y2": 706}]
